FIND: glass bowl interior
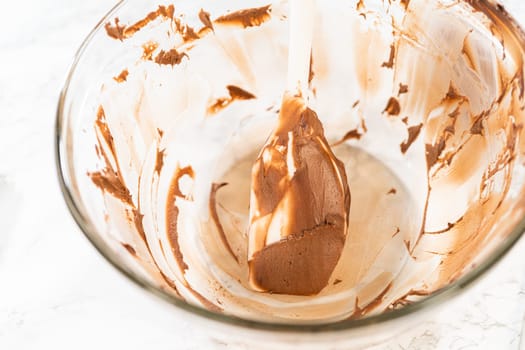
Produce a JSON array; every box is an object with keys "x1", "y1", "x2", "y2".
[{"x1": 56, "y1": 0, "x2": 525, "y2": 331}]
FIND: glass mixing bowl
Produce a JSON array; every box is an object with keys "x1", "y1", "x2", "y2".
[{"x1": 56, "y1": 0, "x2": 525, "y2": 348}]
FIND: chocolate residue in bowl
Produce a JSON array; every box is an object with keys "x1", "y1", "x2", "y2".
[
  {"x1": 398, "y1": 83, "x2": 408, "y2": 95},
  {"x1": 208, "y1": 85, "x2": 256, "y2": 114},
  {"x1": 154, "y1": 149, "x2": 165, "y2": 175},
  {"x1": 155, "y1": 49, "x2": 188, "y2": 66},
  {"x1": 400, "y1": 123, "x2": 423, "y2": 154},
  {"x1": 166, "y1": 166, "x2": 195, "y2": 271},
  {"x1": 215, "y1": 5, "x2": 272, "y2": 28},
  {"x1": 209, "y1": 182, "x2": 239, "y2": 263},
  {"x1": 165, "y1": 166, "x2": 223, "y2": 312},
  {"x1": 348, "y1": 283, "x2": 393, "y2": 320},
  {"x1": 381, "y1": 44, "x2": 395, "y2": 69},
  {"x1": 198, "y1": 9, "x2": 214, "y2": 32},
  {"x1": 121, "y1": 242, "x2": 137, "y2": 256},
  {"x1": 89, "y1": 169, "x2": 133, "y2": 206},
  {"x1": 141, "y1": 42, "x2": 188, "y2": 67},
  {"x1": 113, "y1": 69, "x2": 129, "y2": 83},
  {"x1": 332, "y1": 129, "x2": 363, "y2": 147},
  {"x1": 332, "y1": 118, "x2": 368, "y2": 147},
  {"x1": 89, "y1": 107, "x2": 132, "y2": 206},
  {"x1": 384, "y1": 97, "x2": 401, "y2": 116},
  {"x1": 142, "y1": 42, "x2": 159, "y2": 60},
  {"x1": 85, "y1": 0, "x2": 525, "y2": 322},
  {"x1": 105, "y1": 5, "x2": 175, "y2": 40}
]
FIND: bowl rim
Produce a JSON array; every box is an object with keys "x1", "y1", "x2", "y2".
[{"x1": 55, "y1": 0, "x2": 525, "y2": 333}]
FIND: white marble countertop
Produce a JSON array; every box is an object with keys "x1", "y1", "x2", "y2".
[{"x1": 1, "y1": 0, "x2": 525, "y2": 349}]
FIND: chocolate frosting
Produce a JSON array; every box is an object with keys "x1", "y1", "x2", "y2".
[
  {"x1": 215, "y1": 5, "x2": 272, "y2": 28},
  {"x1": 248, "y1": 94, "x2": 351, "y2": 295}
]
